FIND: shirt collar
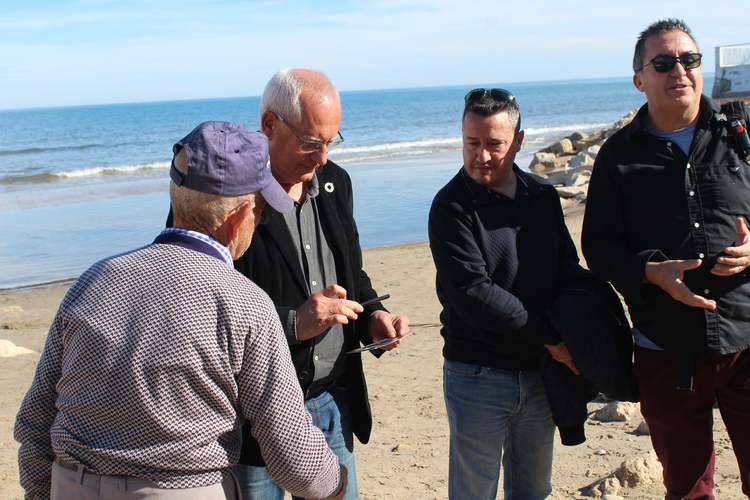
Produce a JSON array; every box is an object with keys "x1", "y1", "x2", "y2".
[
  {"x1": 158, "y1": 228, "x2": 234, "y2": 267},
  {"x1": 460, "y1": 164, "x2": 535, "y2": 205},
  {"x1": 624, "y1": 94, "x2": 717, "y2": 141},
  {"x1": 295, "y1": 174, "x2": 320, "y2": 207}
]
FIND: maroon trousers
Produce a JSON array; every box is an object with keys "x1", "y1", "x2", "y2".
[{"x1": 634, "y1": 346, "x2": 750, "y2": 499}]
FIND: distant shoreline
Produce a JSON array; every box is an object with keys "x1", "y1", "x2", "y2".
[{"x1": 0, "y1": 75, "x2": 647, "y2": 113}]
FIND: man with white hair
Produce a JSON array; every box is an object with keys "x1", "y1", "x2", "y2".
[
  {"x1": 232, "y1": 69, "x2": 410, "y2": 499},
  {"x1": 15, "y1": 121, "x2": 346, "y2": 500}
]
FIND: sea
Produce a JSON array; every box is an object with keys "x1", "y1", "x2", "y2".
[{"x1": 0, "y1": 77, "x2": 667, "y2": 289}]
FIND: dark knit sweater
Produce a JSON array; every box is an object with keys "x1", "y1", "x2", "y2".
[{"x1": 428, "y1": 166, "x2": 586, "y2": 370}]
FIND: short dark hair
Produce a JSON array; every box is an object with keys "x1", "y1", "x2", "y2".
[
  {"x1": 462, "y1": 93, "x2": 521, "y2": 133},
  {"x1": 633, "y1": 19, "x2": 698, "y2": 72}
]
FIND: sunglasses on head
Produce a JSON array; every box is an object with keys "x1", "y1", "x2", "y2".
[
  {"x1": 639, "y1": 52, "x2": 702, "y2": 73},
  {"x1": 464, "y1": 88, "x2": 515, "y2": 104}
]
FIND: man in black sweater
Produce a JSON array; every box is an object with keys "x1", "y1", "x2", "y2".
[{"x1": 428, "y1": 89, "x2": 582, "y2": 500}]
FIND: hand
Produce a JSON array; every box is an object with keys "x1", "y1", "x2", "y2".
[
  {"x1": 644, "y1": 259, "x2": 716, "y2": 310},
  {"x1": 544, "y1": 342, "x2": 580, "y2": 375},
  {"x1": 712, "y1": 217, "x2": 750, "y2": 276},
  {"x1": 367, "y1": 310, "x2": 410, "y2": 351},
  {"x1": 306, "y1": 464, "x2": 348, "y2": 500},
  {"x1": 296, "y1": 285, "x2": 363, "y2": 341}
]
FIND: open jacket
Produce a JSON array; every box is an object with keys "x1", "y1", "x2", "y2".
[{"x1": 234, "y1": 161, "x2": 385, "y2": 465}]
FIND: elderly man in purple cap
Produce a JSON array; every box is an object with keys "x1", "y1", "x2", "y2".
[{"x1": 14, "y1": 121, "x2": 347, "y2": 500}]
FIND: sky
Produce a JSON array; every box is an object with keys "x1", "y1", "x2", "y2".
[{"x1": 1, "y1": 0, "x2": 748, "y2": 110}]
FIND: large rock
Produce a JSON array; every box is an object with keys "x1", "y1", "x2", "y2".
[
  {"x1": 568, "y1": 131, "x2": 589, "y2": 150},
  {"x1": 592, "y1": 402, "x2": 641, "y2": 422},
  {"x1": 0, "y1": 339, "x2": 35, "y2": 358},
  {"x1": 586, "y1": 144, "x2": 601, "y2": 157},
  {"x1": 529, "y1": 152, "x2": 557, "y2": 173},
  {"x1": 545, "y1": 164, "x2": 592, "y2": 187},
  {"x1": 580, "y1": 475, "x2": 622, "y2": 498},
  {"x1": 556, "y1": 185, "x2": 588, "y2": 199},
  {"x1": 545, "y1": 168, "x2": 576, "y2": 186},
  {"x1": 581, "y1": 452, "x2": 661, "y2": 497},
  {"x1": 549, "y1": 138, "x2": 575, "y2": 155},
  {"x1": 633, "y1": 419, "x2": 650, "y2": 436},
  {"x1": 572, "y1": 170, "x2": 592, "y2": 186},
  {"x1": 614, "y1": 451, "x2": 662, "y2": 487},
  {"x1": 568, "y1": 152, "x2": 595, "y2": 170}
]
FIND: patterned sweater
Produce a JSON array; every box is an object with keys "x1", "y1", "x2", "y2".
[{"x1": 14, "y1": 241, "x2": 340, "y2": 499}]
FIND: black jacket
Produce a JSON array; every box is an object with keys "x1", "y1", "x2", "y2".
[
  {"x1": 542, "y1": 272, "x2": 638, "y2": 446},
  {"x1": 234, "y1": 161, "x2": 385, "y2": 465},
  {"x1": 582, "y1": 97, "x2": 750, "y2": 386},
  {"x1": 428, "y1": 166, "x2": 586, "y2": 370}
]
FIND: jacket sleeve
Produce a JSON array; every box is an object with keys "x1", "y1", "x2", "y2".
[
  {"x1": 14, "y1": 310, "x2": 66, "y2": 500},
  {"x1": 582, "y1": 147, "x2": 666, "y2": 303},
  {"x1": 237, "y1": 301, "x2": 342, "y2": 499},
  {"x1": 234, "y1": 245, "x2": 302, "y2": 344},
  {"x1": 428, "y1": 194, "x2": 558, "y2": 345},
  {"x1": 334, "y1": 168, "x2": 386, "y2": 347}
]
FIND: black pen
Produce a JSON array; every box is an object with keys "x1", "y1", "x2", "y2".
[{"x1": 359, "y1": 294, "x2": 390, "y2": 307}]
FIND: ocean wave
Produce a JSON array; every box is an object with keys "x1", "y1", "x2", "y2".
[
  {"x1": 1, "y1": 124, "x2": 610, "y2": 184},
  {"x1": 0, "y1": 143, "x2": 105, "y2": 157},
  {"x1": 0, "y1": 161, "x2": 170, "y2": 185},
  {"x1": 0, "y1": 140, "x2": 154, "y2": 157},
  {"x1": 524, "y1": 122, "x2": 610, "y2": 135},
  {"x1": 331, "y1": 137, "x2": 462, "y2": 156}
]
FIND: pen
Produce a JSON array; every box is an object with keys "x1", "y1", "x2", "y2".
[{"x1": 359, "y1": 294, "x2": 390, "y2": 307}]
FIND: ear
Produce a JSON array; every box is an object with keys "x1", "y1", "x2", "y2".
[
  {"x1": 633, "y1": 73, "x2": 644, "y2": 92},
  {"x1": 260, "y1": 111, "x2": 277, "y2": 139},
  {"x1": 223, "y1": 201, "x2": 253, "y2": 242},
  {"x1": 514, "y1": 130, "x2": 525, "y2": 150}
]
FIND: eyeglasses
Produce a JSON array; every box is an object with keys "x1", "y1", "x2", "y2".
[
  {"x1": 464, "y1": 88, "x2": 516, "y2": 104},
  {"x1": 274, "y1": 113, "x2": 344, "y2": 153},
  {"x1": 638, "y1": 52, "x2": 702, "y2": 73}
]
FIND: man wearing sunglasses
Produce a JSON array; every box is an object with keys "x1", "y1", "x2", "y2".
[
  {"x1": 231, "y1": 69, "x2": 410, "y2": 500},
  {"x1": 583, "y1": 19, "x2": 750, "y2": 498},
  {"x1": 429, "y1": 89, "x2": 586, "y2": 499}
]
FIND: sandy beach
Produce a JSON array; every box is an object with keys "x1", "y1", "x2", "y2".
[{"x1": 0, "y1": 206, "x2": 746, "y2": 499}]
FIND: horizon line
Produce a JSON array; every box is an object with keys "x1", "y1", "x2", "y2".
[{"x1": 0, "y1": 73, "x2": 676, "y2": 113}]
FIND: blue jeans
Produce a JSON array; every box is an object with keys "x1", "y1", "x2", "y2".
[
  {"x1": 234, "y1": 387, "x2": 359, "y2": 500},
  {"x1": 443, "y1": 359, "x2": 554, "y2": 500}
]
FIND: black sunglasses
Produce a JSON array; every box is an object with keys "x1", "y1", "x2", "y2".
[
  {"x1": 639, "y1": 52, "x2": 702, "y2": 73},
  {"x1": 464, "y1": 88, "x2": 516, "y2": 104}
]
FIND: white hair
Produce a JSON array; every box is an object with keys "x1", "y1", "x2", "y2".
[
  {"x1": 259, "y1": 69, "x2": 305, "y2": 124},
  {"x1": 169, "y1": 149, "x2": 255, "y2": 234}
]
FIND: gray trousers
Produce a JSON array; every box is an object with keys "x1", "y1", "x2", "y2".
[{"x1": 51, "y1": 462, "x2": 241, "y2": 499}]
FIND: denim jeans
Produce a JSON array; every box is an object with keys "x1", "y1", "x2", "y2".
[
  {"x1": 234, "y1": 387, "x2": 359, "y2": 500},
  {"x1": 443, "y1": 359, "x2": 554, "y2": 500}
]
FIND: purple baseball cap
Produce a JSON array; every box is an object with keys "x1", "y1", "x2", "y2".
[{"x1": 171, "y1": 121, "x2": 293, "y2": 213}]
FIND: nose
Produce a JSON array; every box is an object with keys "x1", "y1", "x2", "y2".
[
  {"x1": 671, "y1": 59, "x2": 688, "y2": 76},
  {"x1": 311, "y1": 144, "x2": 329, "y2": 165},
  {"x1": 476, "y1": 145, "x2": 491, "y2": 163}
]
